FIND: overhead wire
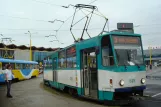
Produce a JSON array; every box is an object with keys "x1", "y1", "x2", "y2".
[
  {"x1": 89, "y1": 0, "x2": 98, "y2": 4},
  {"x1": 2, "y1": 0, "x2": 161, "y2": 46},
  {"x1": 31, "y1": 0, "x2": 64, "y2": 7},
  {"x1": 51, "y1": 0, "x2": 99, "y2": 43},
  {"x1": 0, "y1": 0, "x2": 100, "y2": 46},
  {"x1": 0, "y1": 0, "x2": 72, "y2": 23},
  {"x1": 54, "y1": 0, "x2": 99, "y2": 32},
  {"x1": 0, "y1": 14, "x2": 49, "y2": 23}
]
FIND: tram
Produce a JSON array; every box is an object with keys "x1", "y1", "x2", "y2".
[
  {"x1": 43, "y1": 23, "x2": 146, "y2": 105},
  {"x1": 0, "y1": 58, "x2": 39, "y2": 83}
]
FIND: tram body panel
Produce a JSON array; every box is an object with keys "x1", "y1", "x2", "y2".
[
  {"x1": 57, "y1": 70, "x2": 81, "y2": 87},
  {"x1": 12, "y1": 69, "x2": 39, "y2": 80},
  {"x1": 44, "y1": 69, "x2": 53, "y2": 81},
  {"x1": 98, "y1": 70, "x2": 146, "y2": 91}
]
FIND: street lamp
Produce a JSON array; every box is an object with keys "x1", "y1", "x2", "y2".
[{"x1": 24, "y1": 31, "x2": 37, "y2": 61}]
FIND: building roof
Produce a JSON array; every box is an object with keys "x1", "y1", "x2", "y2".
[
  {"x1": 0, "y1": 43, "x2": 58, "y2": 51},
  {"x1": 144, "y1": 49, "x2": 161, "y2": 56}
]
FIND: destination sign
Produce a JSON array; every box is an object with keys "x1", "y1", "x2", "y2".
[{"x1": 113, "y1": 36, "x2": 140, "y2": 45}]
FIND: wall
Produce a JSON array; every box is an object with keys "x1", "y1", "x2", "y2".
[{"x1": 14, "y1": 49, "x2": 30, "y2": 61}]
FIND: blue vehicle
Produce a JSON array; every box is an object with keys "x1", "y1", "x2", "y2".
[
  {"x1": 43, "y1": 23, "x2": 146, "y2": 105},
  {"x1": 0, "y1": 58, "x2": 39, "y2": 83}
]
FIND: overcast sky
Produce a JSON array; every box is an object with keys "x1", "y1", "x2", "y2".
[{"x1": 0, "y1": 0, "x2": 161, "y2": 49}]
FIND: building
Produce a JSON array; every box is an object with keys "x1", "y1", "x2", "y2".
[
  {"x1": 0, "y1": 43, "x2": 58, "y2": 64},
  {"x1": 1, "y1": 43, "x2": 160, "y2": 67},
  {"x1": 144, "y1": 49, "x2": 161, "y2": 66}
]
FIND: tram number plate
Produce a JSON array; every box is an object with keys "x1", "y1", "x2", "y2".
[{"x1": 129, "y1": 79, "x2": 135, "y2": 83}]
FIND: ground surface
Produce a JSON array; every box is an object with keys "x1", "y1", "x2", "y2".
[{"x1": 0, "y1": 69, "x2": 161, "y2": 107}]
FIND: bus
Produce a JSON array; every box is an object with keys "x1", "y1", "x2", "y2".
[
  {"x1": 43, "y1": 23, "x2": 146, "y2": 105},
  {"x1": 0, "y1": 58, "x2": 39, "y2": 83}
]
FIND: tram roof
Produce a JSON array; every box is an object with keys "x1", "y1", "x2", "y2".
[
  {"x1": 0, "y1": 58, "x2": 38, "y2": 64},
  {"x1": 101, "y1": 31, "x2": 142, "y2": 37},
  {"x1": 49, "y1": 31, "x2": 142, "y2": 52}
]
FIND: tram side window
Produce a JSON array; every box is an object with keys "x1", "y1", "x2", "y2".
[
  {"x1": 46, "y1": 59, "x2": 52, "y2": 69},
  {"x1": 10, "y1": 64, "x2": 15, "y2": 69},
  {"x1": 2, "y1": 63, "x2": 7, "y2": 70},
  {"x1": 2, "y1": 63, "x2": 15, "y2": 70},
  {"x1": 22, "y1": 64, "x2": 29, "y2": 69},
  {"x1": 22, "y1": 64, "x2": 25, "y2": 69},
  {"x1": 26, "y1": 64, "x2": 30, "y2": 69},
  {"x1": 101, "y1": 36, "x2": 114, "y2": 66},
  {"x1": 58, "y1": 50, "x2": 66, "y2": 68},
  {"x1": 30, "y1": 64, "x2": 35, "y2": 69},
  {"x1": 15, "y1": 64, "x2": 21, "y2": 69},
  {"x1": 66, "y1": 46, "x2": 76, "y2": 68}
]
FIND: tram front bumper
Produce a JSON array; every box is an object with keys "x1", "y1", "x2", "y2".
[{"x1": 115, "y1": 85, "x2": 146, "y2": 92}]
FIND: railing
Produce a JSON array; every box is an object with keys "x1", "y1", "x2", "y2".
[{"x1": 146, "y1": 76, "x2": 161, "y2": 80}]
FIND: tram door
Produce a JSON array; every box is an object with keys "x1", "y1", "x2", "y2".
[
  {"x1": 81, "y1": 48, "x2": 98, "y2": 99},
  {"x1": 53, "y1": 57, "x2": 57, "y2": 82}
]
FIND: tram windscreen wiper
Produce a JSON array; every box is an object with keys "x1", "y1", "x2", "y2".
[{"x1": 123, "y1": 61, "x2": 127, "y2": 70}]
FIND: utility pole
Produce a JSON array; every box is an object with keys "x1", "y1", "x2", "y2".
[
  {"x1": 25, "y1": 31, "x2": 37, "y2": 61},
  {"x1": 29, "y1": 31, "x2": 32, "y2": 61}
]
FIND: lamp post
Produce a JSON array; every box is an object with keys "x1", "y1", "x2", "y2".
[
  {"x1": 147, "y1": 39, "x2": 156, "y2": 70},
  {"x1": 25, "y1": 31, "x2": 37, "y2": 61},
  {"x1": 149, "y1": 46, "x2": 152, "y2": 70},
  {"x1": 29, "y1": 31, "x2": 32, "y2": 61}
]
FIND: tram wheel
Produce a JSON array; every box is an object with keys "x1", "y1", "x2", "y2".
[{"x1": 68, "y1": 88, "x2": 78, "y2": 97}]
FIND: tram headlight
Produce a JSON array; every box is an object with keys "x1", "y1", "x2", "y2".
[
  {"x1": 141, "y1": 78, "x2": 145, "y2": 84},
  {"x1": 119, "y1": 80, "x2": 124, "y2": 86}
]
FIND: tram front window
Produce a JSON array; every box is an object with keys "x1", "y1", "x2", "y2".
[{"x1": 113, "y1": 36, "x2": 144, "y2": 66}]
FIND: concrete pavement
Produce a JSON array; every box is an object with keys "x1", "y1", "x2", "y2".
[
  {"x1": 0, "y1": 75, "x2": 106, "y2": 107},
  {"x1": 0, "y1": 73, "x2": 161, "y2": 107}
]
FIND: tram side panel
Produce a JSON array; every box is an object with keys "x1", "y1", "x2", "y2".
[
  {"x1": 56, "y1": 69, "x2": 81, "y2": 89},
  {"x1": 43, "y1": 69, "x2": 53, "y2": 81},
  {"x1": 12, "y1": 69, "x2": 39, "y2": 80}
]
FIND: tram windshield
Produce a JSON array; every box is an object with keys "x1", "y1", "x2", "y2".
[{"x1": 112, "y1": 36, "x2": 144, "y2": 66}]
